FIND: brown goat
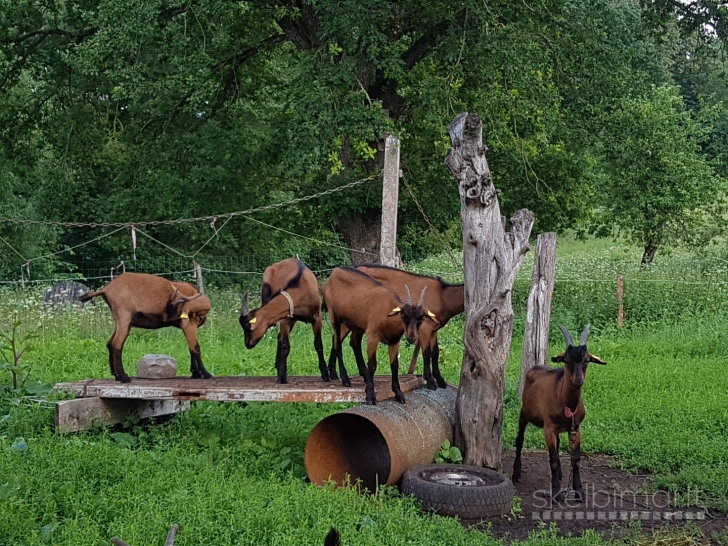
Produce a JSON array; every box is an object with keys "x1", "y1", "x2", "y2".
[
  {"x1": 353, "y1": 265, "x2": 463, "y2": 390},
  {"x1": 321, "y1": 267, "x2": 436, "y2": 405},
  {"x1": 512, "y1": 324, "x2": 607, "y2": 502},
  {"x1": 239, "y1": 258, "x2": 329, "y2": 384},
  {"x1": 78, "y1": 272, "x2": 212, "y2": 382}
]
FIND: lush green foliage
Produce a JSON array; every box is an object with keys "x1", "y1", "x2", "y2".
[{"x1": 1, "y1": 0, "x2": 726, "y2": 276}]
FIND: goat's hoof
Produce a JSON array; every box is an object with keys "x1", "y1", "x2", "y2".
[
  {"x1": 512, "y1": 473, "x2": 520, "y2": 483},
  {"x1": 202, "y1": 371, "x2": 213, "y2": 379},
  {"x1": 329, "y1": 373, "x2": 339, "y2": 381},
  {"x1": 277, "y1": 377, "x2": 288, "y2": 385},
  {"x1": 553, "y1": 490, "x2": 566, "y2": 502},
  {"x1": 341, "y1": 379, "x2": 352, "y2": 388},
  {"x1": 426, "y1": 382, "x2": 437, "y2": 391},
  {"x1": 573, "y1": 490, "x2": 585, "y2": 503},
  {"x1": 395, "y1": 394, "x2": 405, "y2": 404},
  {"x1": 116, "y1": 374, "x2": 131, "y2": 383},
  {"x1": 436, "y1": 378, "x2": 447, "y2": 389},
  {"x1": 365, "y1": 396, "x2": 377, "y2": 406}
]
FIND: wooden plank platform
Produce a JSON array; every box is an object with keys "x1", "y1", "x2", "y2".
[
  {"x1": 54, "y1": 375, "x2": 426, "y2": 403},
  {"x1": 56, "y1": 398, "x2": 190, "y2": 433}
]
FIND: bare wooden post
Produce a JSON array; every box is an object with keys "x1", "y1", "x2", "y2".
[
  {"x1": 617, "y1": 273, "x2": 624, "y2": 328},
  {"x1": 380, "y1": 134, "x2": 400, "y2": 267},
  {"x1": 445, "y1": 112, "x2": 534, "y2": 469},
  {"x1": 194, "y1": 261, "x2": 204, "y2": 294},
  {"x1": 519, "y1": 232, "x2": 557, "y2": 397}
]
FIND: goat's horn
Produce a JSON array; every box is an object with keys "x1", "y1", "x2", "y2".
[
  {"x1": 171, "y1": 287, "x2": 179, "y2": 301},
  {"x1": 417, "y1": 285, "x2": 427, "y2": 308},
  {"x1": 580, "y1": 324, "x2": 591, "y2": 346},
  {"x1": 404, "y1": 285, "x2": 412, "y2": 306},
  {"x1": 241, "y1": 292, "x2": 249, "y2": 315},
  {"x1": 558, "y1": 324, "x2": 575, "y2": 347}
]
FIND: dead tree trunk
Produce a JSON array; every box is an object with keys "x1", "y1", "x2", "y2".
[
  {"x1": 445, "y1": 112, "x2": 534, "y2": 470},
  {"x1": 518, "y1": 232, "x2": 557, "y2": 398}
]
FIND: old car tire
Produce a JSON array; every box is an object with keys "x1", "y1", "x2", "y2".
[{"x1": 400, "y1": 464, "x2": 514, "y2": 520}]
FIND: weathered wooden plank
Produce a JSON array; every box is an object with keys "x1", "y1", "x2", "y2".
[
  {"x1": 55, "y1": 397, "x2": 190, "y2": 433},
  {"x1": 519, "y1": 232, "x2": 557, "y2": 397},
  {"x1": 54, "y1": 375, "x2": 425, "y2": 403}
]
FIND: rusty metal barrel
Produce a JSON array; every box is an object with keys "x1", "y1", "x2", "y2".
[{"x1": 304, "y1": 385, "x2": 457, "y2": 492}]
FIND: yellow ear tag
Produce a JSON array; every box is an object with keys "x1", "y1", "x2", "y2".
[
  {"x1": 249, "y1": 317, "x2": 257, "y2": 324},
  {"x1": 180, "y1": 313, "x2": 189, "y2": 319},
  {"x1": 391, "y1": 307, "x2": 401, "y2": 313},
  {"x1": 427, "y1": 310, "x2": 436, "y2": 317}
]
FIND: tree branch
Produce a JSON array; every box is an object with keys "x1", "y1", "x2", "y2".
[
  {"x1": 212, "y1": 32, "x2": 287, "y2": 71},
  {"x1": 1, "y1": 27, "x2": 96, "y2": 44},
  {"x1": 402, "y1": 10, "x2": 466, "y2": 69}
]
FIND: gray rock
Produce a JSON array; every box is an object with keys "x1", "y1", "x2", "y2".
[
  {"x1": 42, "y1": 280, "x2": 91, "y2": 310},
  {"x1": 137, "y1": 354, "x2": 177, "y2": 379}
]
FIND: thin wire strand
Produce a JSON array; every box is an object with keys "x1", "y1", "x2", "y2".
[
  {"x1": 239, "y1": 215, "x2": 379, "y2": 257},
  {"x1": 0, "y1": 174, "x2": 379, "y2": 228},
  {"x1": 0, "y1": 235, "x2": 27, "y2": 261},
  {"x1": 134, "y1": 228, "x2": 191, "y2": 259},
  {"x1": 401, "y1": 175, "x2": 462, "y2": 271},
  {"x1": 193, "y1": 215, "x2": 234, "y2": 258},
  {"x1": 0, "y1": 269, "x2": 196, "y2": 285},
  {"x1": 30, "y1": 226, "x2": 127, "y2": 262}
]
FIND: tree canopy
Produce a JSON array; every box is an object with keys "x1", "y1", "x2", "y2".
[{"x1": 0, "y1": 0, "x2": 726, "y2": 278}]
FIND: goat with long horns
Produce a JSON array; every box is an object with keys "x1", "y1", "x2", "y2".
[
  {"x1": 512, "y1": 324, "x2": 607, "y2": 502},
  {"x1": 321, "y1": 267, "x2": 438, "y2": 405}
]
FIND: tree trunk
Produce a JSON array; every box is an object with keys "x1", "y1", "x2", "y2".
[
  {"x1": 445, "y1": 112, "x2": 534, "y2": 470},
  {"x1": 338, "y1": 215, "x2": 381, "y2": 265},
  {"x1": 641, "y1": 241, "x2": 659, "y2": 265},
  {"x1": 519, "y1": 232, "x2": 557, "y2": 398}
]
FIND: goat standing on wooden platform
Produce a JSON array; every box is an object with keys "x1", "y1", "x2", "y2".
[
  {"x1": 354, "y1": 264, "x2": 463, "y2": 390},
  {"x1": 239, "y1": 258, "x2": 330, "y2": 384},
  {"x1": 321, "y1": 267, "x2": 437, "y2": 405},
  {"x1": 78, "y1": 273, "x2": 212, "y2": 383},
  {"x1": 512, "y1": 324, "x2": 607, "y2": 502}
]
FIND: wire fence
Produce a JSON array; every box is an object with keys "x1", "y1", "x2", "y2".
[{"x1": 1, "y1": 247, "x2": 728, "y2": 343}]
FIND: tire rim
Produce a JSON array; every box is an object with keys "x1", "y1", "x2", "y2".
[{"x1": 425, "y1": 471, "x2": 487, "y2": 487}]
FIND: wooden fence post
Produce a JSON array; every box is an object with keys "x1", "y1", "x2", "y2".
[
  {"x1": 194, "y1": 261, "x2": 204, "y2": 294},
  {"x1": 519, "y1": 232, "x2": 557, "y2": 398},
  {"x1": 617, "y1": 273, "x2": 624, "y2": 328},
  {"x1": 445, "y1": 112, "x2": 534, "y2": 469},
  {"x1": 380, "y1": 134, "x2": 401, "y2": 267}
]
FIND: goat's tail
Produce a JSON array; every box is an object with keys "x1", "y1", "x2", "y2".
[
  {"x1": 78, "y1": 290, "x2": 104, "y2": 303},
  {"x1": 323, "y1": 528, "x2": 340, "y2": 546}
]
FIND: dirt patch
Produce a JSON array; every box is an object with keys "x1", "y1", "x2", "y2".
[{"x1": 462, "y1": 450, "x2": 728, "y2": 542}]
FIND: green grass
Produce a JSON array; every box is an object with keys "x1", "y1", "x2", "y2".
[{"x1": 1, "y1": 237, "x2": 728, "y2": 545}]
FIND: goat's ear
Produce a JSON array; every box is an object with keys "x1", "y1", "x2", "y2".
[
  {"x1": 589, "y1": 353, "x2": 607, "y2": 365},
  {"x1": 424, "y1": 309, "x2": 440, "y2": 327},
  {"x1": 388, "y1": 306, "x2": 402, "y2": 316},
  {"x1": 551, "y1": 352, "x2": 566, "y2": 363}
]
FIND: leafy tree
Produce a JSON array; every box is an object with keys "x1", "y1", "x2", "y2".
[
  {"x1": 0, "y1": 0, "x2": 726, "y2": 273},
  {"x1": 593, "y1": 84, "x2": 725, "y2": 264},
  {"x1": 641, "y1": 0, "x2": 728, "y2": 44}
]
